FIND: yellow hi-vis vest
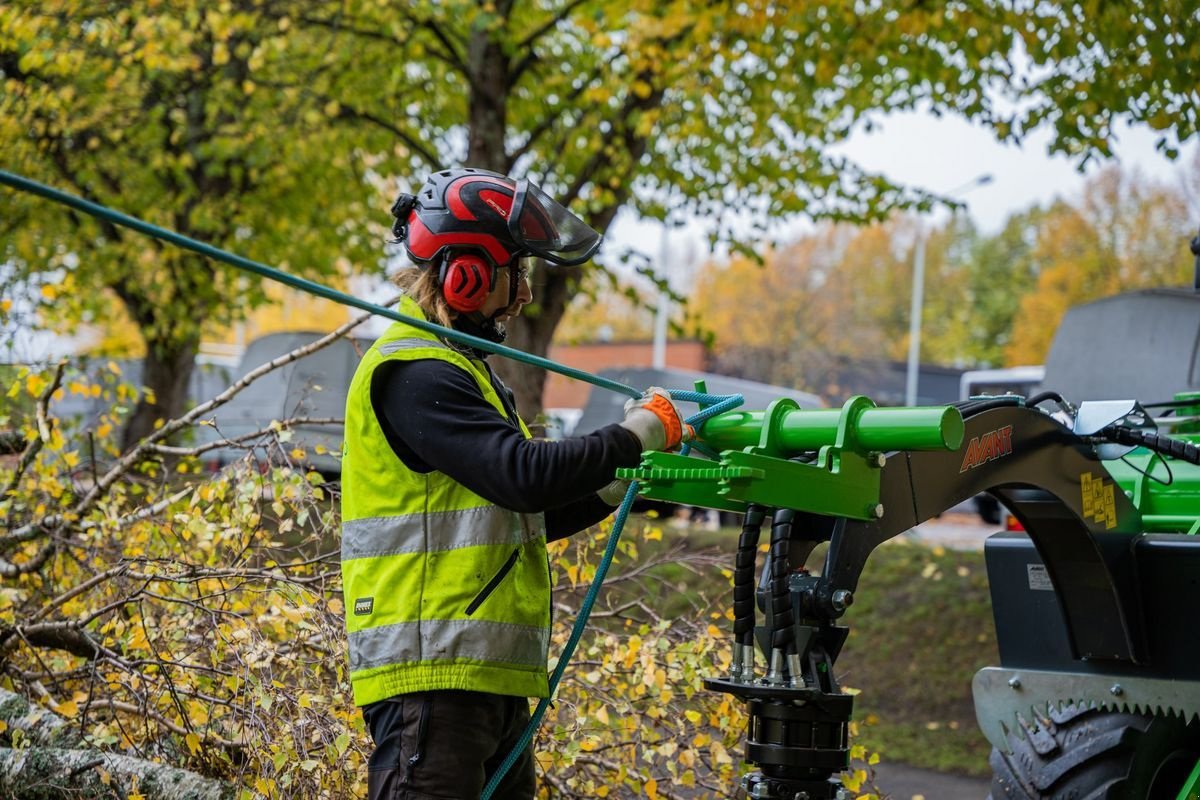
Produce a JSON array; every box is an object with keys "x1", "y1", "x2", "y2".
[{"x1": 340, "y1": 296, "x2": 551, "y2": 707}]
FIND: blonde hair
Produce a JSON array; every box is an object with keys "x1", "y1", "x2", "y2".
[{"x1": 391, "y1": 267, "x2": 457, "y2": 329}]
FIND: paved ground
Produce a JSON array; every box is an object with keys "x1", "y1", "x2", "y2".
[
  {"x1": 673, "y1": 506, "x2": 1004, "y2": 798},
  {"x1": 901, "y1": 510, "x2": 1000, "y2": 551},
  {"x1": 883, "y1": 495, "x2": 1014, "y2": 551},
  {"x1": 873, "y1": 508, "x2": 998, "y2": 799},
  {"x1": 871, "y1": 761, "x2": 992, "y2": 799}
]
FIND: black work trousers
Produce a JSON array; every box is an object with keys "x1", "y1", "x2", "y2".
[{"x1": 363, "y1": 690, "x2": 537, "y2": 800}]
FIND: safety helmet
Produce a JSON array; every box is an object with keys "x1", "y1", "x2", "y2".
[{"x1": 391, "y1": 168, "x2": 601, "y2": 270}]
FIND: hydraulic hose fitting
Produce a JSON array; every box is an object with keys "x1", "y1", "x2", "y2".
[
  {"x1": 740, "y1": 644, "x2": 757, "y2": 681},
  {"x1": 731, "y1": 639, "x2": 746, "y2": 682},
  {"x1": 767, "y1": 649, "x2": 787, "y2": 686},
  {"x1": 787, "y1": 653, "x2": 805, "y2": 688},
  {"x1": 732, "y1": 642, "x2": 759, "y2": 683}
]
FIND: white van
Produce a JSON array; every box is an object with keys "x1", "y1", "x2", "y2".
[
  {"x1": 959, "y1": 365, "x2": 1045, "y2": 402},
  {"x1": 958, "y1": 366, "x2": 1045, "y2": 524}
]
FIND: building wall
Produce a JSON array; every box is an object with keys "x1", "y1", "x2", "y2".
[{"x1": 544, "y1": 340, "x2": 708, "y2": 409}]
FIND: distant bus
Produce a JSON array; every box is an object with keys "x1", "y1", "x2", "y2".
[{"x1": 958, "y1": 366, "x2": 1045, "y2": 402}]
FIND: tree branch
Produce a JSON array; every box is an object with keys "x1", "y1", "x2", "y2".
[
  {"x1": 414, "y1": 14, "x2": 469, "y2": 77},
  {"x1": 146, "y1": 417, "x2": 344, "y2": 457},
  {"x1": 293, "y1": 9, "x2": 468, "y2": 76},
  {"x1": 1, "y1": 361, "x2": 66, "y2": 512},
  {"x1": 3, "y1": 622, "x2": 103, "y2": 661},
  {"x1": 509, "y1": 59, "x2": 615, "y2": 163},
  {"x1": 513, "y1": 0, "x2": 593, "y2": 65},
  {"x1": 0, "y1": 484, "x2": 189, "y2": 557},
  {"x1": 335, "y1": 104, "x2": 442, "y2": 169},
  {"x1": 28, "y1": 565, "x2": 131, "y2": 624},
  {"x1": 0, "y1": 542, "x2": 55, "y2": 580},
  {"x1": 5, "y1": 305, "x2": 379, "y2": 546},
  {"x1": 123, "y1": 561, "x2": 341, "y2": 587}
]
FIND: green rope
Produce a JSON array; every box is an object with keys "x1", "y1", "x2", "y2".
[
  {"x1": 0, "y1": 169, "x2": 642, "y2": 400},
  {"x1": 3, "y1": 168, "x2": 745, "y2": 798}
]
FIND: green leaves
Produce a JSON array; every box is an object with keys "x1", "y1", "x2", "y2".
[
  {"x1": 7, "y1": 0, "x2": 1195, "y2": 427},
  {"x1": 2, "y1": 0, "x2": 386, "y2": 438},
  {"x1": 690, "y1": 158, "x2": 1195, "y2": 391}
]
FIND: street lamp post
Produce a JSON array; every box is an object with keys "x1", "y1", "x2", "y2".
[
  {"x1": 903, "y1": 173, "x2": 993, "y2": 407},
  {"x1": 903, "y1": 224, "x2": 929, "y2": 408}
]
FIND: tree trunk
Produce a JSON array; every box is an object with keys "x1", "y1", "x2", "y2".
[
  {"x1": 120, "y1": 333, "x2": 200, "y2": 451},
  {"x1": 0, "y1": 689, "x2": 81, "y2": 748},
  {"x1": 0, "y1": 689, "x2": 232, "y2": 800},
  {"x1": 0, "y1": 748, "x2": 233, "y2": 800},
  {"x1": 465, "y1": 13, "x2": 657, "y2": 422},
  {"x1": 493, "y1": 266, "x2": 574, "y2": 422},
  {"x1": 466, "y1": 23, "x2": 509, "y2": 173}
]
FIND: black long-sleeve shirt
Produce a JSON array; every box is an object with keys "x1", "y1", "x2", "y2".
[{"x1": 370, "y1": 356, "x2": 643, "y2": 541}]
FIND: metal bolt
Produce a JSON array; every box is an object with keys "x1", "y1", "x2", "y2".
[
  {"x1": 832, "y1": 589, "x2": 854, "y2": 611},
  {"x1": 1008, "y1": 676, "x2": 1022, "y2": 689},
  {"x1": 873, "y1": 503, "x2": 885, "y2": 518},
  {"x1": 835, "y1": 790, "x2": 852, "y2": 800},
  {"x1": 1111, "y1": 684, "x2": 1124, "y2": 696}
]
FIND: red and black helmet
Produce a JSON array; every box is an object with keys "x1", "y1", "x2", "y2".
[{"x1": 391, "y1": 168, "x2": 601, "y2": 269}]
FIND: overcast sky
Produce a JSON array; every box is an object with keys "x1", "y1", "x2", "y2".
[
  {"x1": 606, "y1": 110, "x2": 1200, "y2": 285},
  {"x1": 9, "y1": 108, "x2": 1198, "y2": 358},
  {"x1": 835, "y1": 111, "x2": 1198, "y2": 233}
]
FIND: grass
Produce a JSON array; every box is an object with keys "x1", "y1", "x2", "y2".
[
  {"x1": 835, "y1": 538, "x2": 997, "y2": 777},
  {"x1": 615, "y1": 514, "x2": 999, "y2": 778},
  {"x1": 287, "y1": 489, "x2": 999, "y2": 777}
]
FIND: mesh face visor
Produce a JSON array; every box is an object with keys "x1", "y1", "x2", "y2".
[{"x1": 509, "y1": 181, "x2": 601, "y2": 266}]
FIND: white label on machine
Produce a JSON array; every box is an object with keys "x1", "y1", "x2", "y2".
[{"x1": 1027, "y1": 564, "x2": 1053, "y2": 591}]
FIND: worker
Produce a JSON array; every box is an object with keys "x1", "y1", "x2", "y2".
[{"x1": 340, "y1": 167, "x2": 691, "y2": 800}]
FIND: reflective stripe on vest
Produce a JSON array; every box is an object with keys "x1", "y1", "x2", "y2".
[
  {"x1": 348, "y1": 618, "x2": 548, "y2": 673},
  {"x1": 378, "y1": 337, "x2": 445, "y2": 356},
  {"x1": 342, "y1": 506, "x2": 543, "y2": 560},
  {"x1": 340, "y1": 297, "x2": 551, "y2": 706}
]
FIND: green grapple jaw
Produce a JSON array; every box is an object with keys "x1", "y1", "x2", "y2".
[
  {"x1": 617, "y1": 395, "x2": 966, "y2": 522},
  {"x1": 616, "y1": 454, "x2": 764, "y2": 514}
]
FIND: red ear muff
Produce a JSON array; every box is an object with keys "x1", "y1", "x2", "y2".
[{"x1": 439, "y1": 253, "x2": 494, "y2": 313}]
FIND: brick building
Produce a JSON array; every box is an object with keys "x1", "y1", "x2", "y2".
[{"x1": 543, "y1": 340, "x2": 708, "y2": 410}]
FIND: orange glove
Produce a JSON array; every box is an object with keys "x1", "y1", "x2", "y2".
[{"x1": 619, "y1": 387, "x2": 693, "y2": 451}]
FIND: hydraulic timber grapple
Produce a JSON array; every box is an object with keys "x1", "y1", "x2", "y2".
[{"x1": 618, "y1": 387, "x2": 1200, "y2": 800}]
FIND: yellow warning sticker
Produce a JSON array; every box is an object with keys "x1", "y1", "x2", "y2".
[{"x1": 1080, "y1": 472, "x2": 1117, "y2": 529}]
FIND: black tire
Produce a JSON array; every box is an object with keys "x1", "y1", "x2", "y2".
[{"x1": 988, "y1": 702, "x2": 1200, "y2": 800}]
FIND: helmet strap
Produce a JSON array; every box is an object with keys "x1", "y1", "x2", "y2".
[
  {"x1": 479, "y1": 261, "x2": 521, "y2": 325},
  {"x1": 502, "y1": 261, "x2": 520, "y2": 313},
  {"x1": 454, "y1": 310, "x2": 508, "y2": 346}
]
